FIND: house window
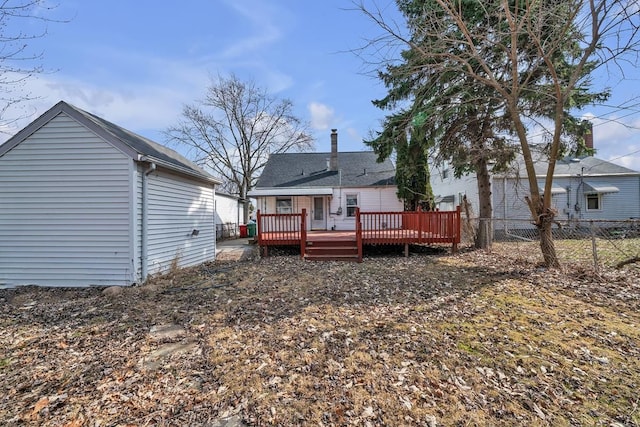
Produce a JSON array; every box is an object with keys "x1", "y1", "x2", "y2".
[
  {"x1": 276, "y1": 197, "x2": 292, "y2": 214},
  {"x1": 441, "y1": 161, "x2": 449, "y2": 179},
  {"x1": 346, "y1": 194, "x2": 358, "y2": 217},
  {"x1": 586, "y1": 193, "x2": 601, "y2": 211}
]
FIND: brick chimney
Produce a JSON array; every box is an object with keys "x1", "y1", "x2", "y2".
[
  {"x1": 330, "y1": 129, "x2": 338, "y2": 171},
  {"x1": 584, "y1": 122, "x2": 594, "y2": 153}
]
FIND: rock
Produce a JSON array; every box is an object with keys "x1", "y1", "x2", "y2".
[
  {"x1": 207, "y1": 415, "x2": 247, "y2": 427},
  {"x1": 102, "y1": 286, "x2": 123, "y2": 297},
  {"x1": 149, "y1": 324, "x2": 187, "y2": 341},
  {"x1": 141, "y1": 341, "x2": 199, "y2": 370},
  {"x1": 425, "y1": 414, "x2": 437, "y2": 427}
]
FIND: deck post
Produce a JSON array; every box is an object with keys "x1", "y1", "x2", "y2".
[
  {"x1": 300, "y1": 209, "x2": 307, "y2": 259},
  {"x1": 404, "y1": 243, "x2": 409, "y2": 257},
  {"x1": 256, "y1": 209, "x2": 262, "y2": 247},
  {"x1": 452, "y1": 205, "x2": 461, "y2": 253},
  {"x1": 356, "y1": 207, "x2": 363, "y2": 262},
  {"x1": 417, "y1": 207, "x2": 423, "y2": 244}
]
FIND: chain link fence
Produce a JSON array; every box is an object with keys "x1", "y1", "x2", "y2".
[
  {"x1": 216, "y1": 222, "x2": 239, "y2": 241},
  {"x1": 461, "y1": 216, "x2": 640, "y2": 273}
]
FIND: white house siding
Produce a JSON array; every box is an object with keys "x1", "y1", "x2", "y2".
[
  {"x1": 146, "y1": 169, "x2": 215, "y2": 274},
  {"x1": 133, "y1": 163, "x2": 144, "y2": 281},
  {"x1": 0, "y1": 113, "x2": 133, "y2": 287},
  {"x1": 215, "y1": 194, "x2": 242, "y2": 226},
  {"x1": 431, "y1": 170, "x2": 479, "y2": 212},
  {"x1": 257, "y1": 187, "x2": 402, "y2": 231}
]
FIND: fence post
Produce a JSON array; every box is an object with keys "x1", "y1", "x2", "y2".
[{"x1": 590, "y1": 220, "x2": 599, "y2": 273}]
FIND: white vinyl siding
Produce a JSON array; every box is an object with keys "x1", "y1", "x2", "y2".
[
  {"x1": 133, "y1": 163, "x2": 144, "y2": 281},
  {"x1": 215, "y1": 194, "x2": 242, "y2": 226},
  {"x1": 146, "y1": 170, "x2": 215, "y2": 274},
  {"x1": 0, "y1": 113, "x2": 133, "y2": 287},
  {"x1": 256, "y1": 187, "x2": 402, "y2": 231}
]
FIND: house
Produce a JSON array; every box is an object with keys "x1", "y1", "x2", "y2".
[
  {"x1": 0, "y1": 101, "x2": 221, "y2": 287},
  {"x1": 248, "y1": 129, "x2": 403, "y2": 230},
  {"x1": 214, "y1": 192, "x2": 247, "y2": 239},
  {"x1": 431, "y1": 143, "x2": 640, "y2": 229}
]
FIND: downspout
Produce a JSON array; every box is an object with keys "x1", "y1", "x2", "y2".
[{"x1": 141, "y1": 160, "x2": 156, "y2": 281}]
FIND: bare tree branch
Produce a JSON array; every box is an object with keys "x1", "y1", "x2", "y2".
[{"x1": 165, "y1": 74, "x2": 314, "y2": 222}]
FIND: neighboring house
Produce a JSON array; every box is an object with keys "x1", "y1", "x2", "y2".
[
  {"x1": 214, "y1": 192, "x2": 247, "y2": 239},
  {"x1": 249, "y1": 129, "x2": 403, "y2": 230},
  {"x1": 0, "y1": 101, "x2": 221, "y2": 287},
  {"x1": 431, "y1": 145, "x2": 640, "y2": 226}
]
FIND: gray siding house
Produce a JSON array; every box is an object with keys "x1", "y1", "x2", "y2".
[
  {"x1": 431, "y1": 148, "x2": 640, "y2": 225},
  {"x1": 0, "y1": 101, "x2": 220, "y2": 287},
  {"x1": 249, "y1": 129, "x2": 403, "y2": 231}
]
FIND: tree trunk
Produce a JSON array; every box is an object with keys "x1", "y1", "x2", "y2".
[
  {"x1": 475, "y1": 160, "x2": 493, "y2": 250},
  {"x1": 539, "y1": 217, "x2": 560, "y2": 268},
  {"x1": 243, "y1": 202, "x2": 250, "y2": 224}
]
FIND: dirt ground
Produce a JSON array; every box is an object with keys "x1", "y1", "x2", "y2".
[{"x1": 1, "y1": 246, "x2": 639, "y2": 426}]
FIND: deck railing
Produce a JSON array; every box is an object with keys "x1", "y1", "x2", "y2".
[
  {"x1": 256, "y1": 206, "x2": 461, "y2": 258},
  {"x1": 356, "y1": 206, "x2": 461, "y2": 247},
  {"x1": 257, "y1": 209, "x2": 307, "y2": 257}
]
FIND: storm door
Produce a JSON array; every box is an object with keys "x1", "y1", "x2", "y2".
[{"x1": 311, "y1": 196, "x2": 326, "y2": 230}]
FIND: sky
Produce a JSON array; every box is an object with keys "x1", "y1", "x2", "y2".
[{"x1": 2, "y1": 0, "x2": 640, "y2": 171}]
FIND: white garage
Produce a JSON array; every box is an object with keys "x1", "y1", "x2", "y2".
[{"x1": 0, "y1": 101, "x2": 220, "y2": 287}]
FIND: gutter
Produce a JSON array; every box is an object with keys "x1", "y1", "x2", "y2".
[{"x1": 140, "y1": 158, "x2": 156, "y2": 281}]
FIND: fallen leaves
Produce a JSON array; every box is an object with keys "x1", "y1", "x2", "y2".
[{"x1": 1, "y1": 250, "x2": 639, "y2": 426}]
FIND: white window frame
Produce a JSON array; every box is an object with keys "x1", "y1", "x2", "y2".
[
  {"x1": 346, "y1": 193, "x2": 358, "y2": 218},
  {"x1": 585, "y1": 193, "x2": 601, "y2": 211},
  {"x1": 276, "y1": 197, "x2": 293, "y2": 214}
]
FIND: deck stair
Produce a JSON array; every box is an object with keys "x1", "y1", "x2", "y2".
[{"x1": 304, "y1": 234, "x2": 359, "y2": 262}]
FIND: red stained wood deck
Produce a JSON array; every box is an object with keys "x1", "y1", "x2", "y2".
[{"x1": 256, "y1": 207, "x2": 461, "y2": 262}]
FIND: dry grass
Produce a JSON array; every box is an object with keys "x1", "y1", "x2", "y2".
[{"x1": 1, "y1": 247, "x2": 639, "y2": 426}]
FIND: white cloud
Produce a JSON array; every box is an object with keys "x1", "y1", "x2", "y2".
[
  {"x1": 585, "y1": 112, "x2": 640, "y2": 171},
  {"x1": 220, "y1": 0, "x2": 285, "y2": 59},
  {"x1": 308, "y1": 102, "x2": 335, "y2": 130},
  {"x1": 0, "y1": 50, "x2": 216, "y2": 143}
]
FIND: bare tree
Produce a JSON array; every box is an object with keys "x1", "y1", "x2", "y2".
[
  {"x1": 165, "y1": 74, "x2": 314, "y2": 223},
  {"x1": 0, "y1": 1, "x2": 63, "y2": 130},
  {"x1": 357, "y1": 0, "x2": 639, "y2": 267}
]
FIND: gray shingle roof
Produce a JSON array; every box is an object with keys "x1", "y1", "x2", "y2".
[
  {"x1": 0, "y1": 101, "x2": 219, "y2": 184},
  {"x1": 255, "y1": 151, "x2": 396, "y2": 188},
  {"x1": 505, "y1": 146, "x2": 639, "y2": 177}
]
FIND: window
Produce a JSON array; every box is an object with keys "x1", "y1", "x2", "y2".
[
  {"x1": 586, "y1": 193, "x2": 601, "y2": 211},
  {"x1": 441, "y1": 161, "x2": 449, "y2": 179},
  {"x1": 276, "y1": 197, "x2": 292, "y2": 214},
  {"x1": 346, "y1": 194, "x2": 358, "y2": 217}
]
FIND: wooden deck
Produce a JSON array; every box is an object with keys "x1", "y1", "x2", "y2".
[{"x1": 257, "y1": 207, "x2": 461, "y2": 262}]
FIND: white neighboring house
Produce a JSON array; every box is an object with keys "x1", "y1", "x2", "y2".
[
  {"x1": 0, "y1": 101, "x2": 221, "y2": 287},
  {"x1": 431, "y1": 148, "x2": 640, "y2": 228},
  {"x1": 248, "y1": 129, "x2": 403, "y2": 230},
  {"x1": 215, "y1": 192, "x2": 247, "y2": 239}
]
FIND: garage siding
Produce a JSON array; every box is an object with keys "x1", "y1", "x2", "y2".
[
  {"x1": 0, "y1": 113, "x2": 133, "y2": 287},
  {"x1": 146, "y1": 170, "x2": 215, "y2": 274}
]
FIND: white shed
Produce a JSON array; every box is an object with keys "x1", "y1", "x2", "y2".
[{"x1": 0, "y1": 101, "x2": 221, "y2": 287}]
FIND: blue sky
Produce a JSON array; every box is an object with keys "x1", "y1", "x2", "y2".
[{"x1": 3, "y1": 0, "x2": 640, "y2": 171}]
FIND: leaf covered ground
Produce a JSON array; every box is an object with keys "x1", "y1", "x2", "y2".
[{"x1": 1, "y1": 246, "x2": 639, "y2": 426}]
